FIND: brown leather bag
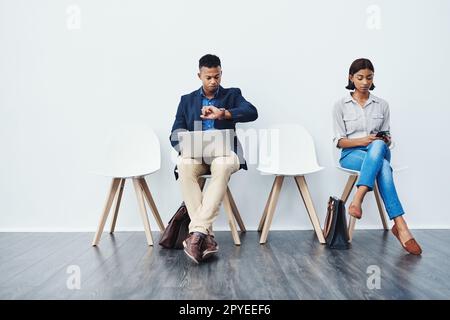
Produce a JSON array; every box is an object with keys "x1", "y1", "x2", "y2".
[{"x1": 159, "y1": 202, "x2": 190, "y2": 249}]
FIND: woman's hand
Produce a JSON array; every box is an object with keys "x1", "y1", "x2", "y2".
[
  {"x1": 382, "y1": 135, "x2": 391, "y2": 145},
  {"x1": 338, "y1": 134, "x2": 386, "y2": 148},
  {"x1": 360, "y1": 134, "x2": 382, "y2": 146}
]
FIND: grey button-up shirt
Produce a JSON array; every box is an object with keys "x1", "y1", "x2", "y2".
[{"x1": 332, "y1": 93, "x2": 390, "y2": 148}]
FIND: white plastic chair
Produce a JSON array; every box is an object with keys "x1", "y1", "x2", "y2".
[
  {"x1": 91, "y1": 125, "x2": 165, "y2": 246},
  {"x1": 257, "y1": 124, "x2": 326, "y2": 244},
  {"x1": 332, "y1": 140, "x2": 407, "y2": 241}
]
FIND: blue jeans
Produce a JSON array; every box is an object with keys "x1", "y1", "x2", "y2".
[{"x1": 340, "y1": 140, "x2": 404, "y2": 220}]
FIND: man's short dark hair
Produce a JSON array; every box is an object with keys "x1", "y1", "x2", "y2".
[{"x1": 199, "y1": 54, "x2": 221, "y2": 69}]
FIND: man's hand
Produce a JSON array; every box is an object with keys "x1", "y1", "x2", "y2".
[{"x1": 200, "y1": 106, "x2": 225, "y2": 120}]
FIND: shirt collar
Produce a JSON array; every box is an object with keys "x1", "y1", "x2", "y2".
[
  {"x1": 200, "y1": 86, "x2": 220, "y2": 99},
  {"x1": 344, "y1": 92, "x2": 379, "y2": 105}
]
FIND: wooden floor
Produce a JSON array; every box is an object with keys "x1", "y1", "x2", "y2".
[{"x1": 0, "y1": 230, "x2": 449, "y2": 300}]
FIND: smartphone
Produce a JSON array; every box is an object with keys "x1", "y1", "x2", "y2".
[{"x1": 376, "y1": 131, "x2": 390, "y2": 138}]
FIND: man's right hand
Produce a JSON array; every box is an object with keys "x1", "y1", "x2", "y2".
[{"x1": 200, "y1": 106, "x2": 222, "y2": 119}]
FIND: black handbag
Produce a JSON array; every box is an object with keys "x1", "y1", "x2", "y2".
[
  {"x1": 323, "y1": 197, "x2": 351, "y2": 250},
  {"x1": 159, "y1": 202, "x2": 190, "y2": 249}
]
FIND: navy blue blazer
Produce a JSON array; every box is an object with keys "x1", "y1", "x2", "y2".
[{"x1": 170, "y1": 86, "x2": 258, "y2": 179}]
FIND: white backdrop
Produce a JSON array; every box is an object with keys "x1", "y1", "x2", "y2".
[{"x1": 1, "y1": 0, "x2": 449, "y2": 231}]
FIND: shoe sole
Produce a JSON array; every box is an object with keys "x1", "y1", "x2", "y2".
[
  {"x1": 348, "y1": 212, "x2": 362, "y2": 219},
  {"x1": 202, "y1": 248, "x2": 219, "y2": 260},
  {"x1": 183, "y1": 240, "x2": 200, "y2": 264}
]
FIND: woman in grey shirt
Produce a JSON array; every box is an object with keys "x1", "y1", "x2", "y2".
[{"x1": 333, "y1": 58, "x2": 422, "y2": 255}]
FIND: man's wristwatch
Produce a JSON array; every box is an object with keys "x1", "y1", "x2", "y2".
[{"x1": 218, "y1": 108, "x2": 226, "y2": 120}]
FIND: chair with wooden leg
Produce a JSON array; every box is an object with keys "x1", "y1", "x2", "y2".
[
  {"x1": 257, "y1": 124, "x2": 326, "y2": 245},
  {"x1": 91, "y1": 125, "x2": 165, "y2": 246},
  {"x1": 333, "y1": 142, "x2": 407, "y2": 241}
]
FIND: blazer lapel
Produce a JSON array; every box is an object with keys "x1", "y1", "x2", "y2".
[{"x1": 193, "y1": 89, "x2": 203, "y2": 126}]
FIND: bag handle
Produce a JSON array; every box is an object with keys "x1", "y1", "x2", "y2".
[{"x1": 323, "y1": 197, "x2": 335, "y2": 238}]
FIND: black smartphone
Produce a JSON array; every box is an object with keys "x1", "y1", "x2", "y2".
[{"x1": 376, "y1": 131, "x2": 390, "y2": 138}]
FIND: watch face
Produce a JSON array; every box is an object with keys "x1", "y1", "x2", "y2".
[{"x1": 219, "y1": 108, "x2": 226, "y2": 120}]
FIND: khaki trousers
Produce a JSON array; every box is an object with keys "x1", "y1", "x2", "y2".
[{"x1": 177, "y1": 152, "x2": 240, "y2": 235}]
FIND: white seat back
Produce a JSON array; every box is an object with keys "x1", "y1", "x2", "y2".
[
  {"x1": 94, "y1": 124, "x2": 161, "y2": 178},
  {"x1": 257, "y1": 124, "x2": 322, "y2": 175}
]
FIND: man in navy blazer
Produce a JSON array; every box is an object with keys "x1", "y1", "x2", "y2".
[{"x1": 169, "y1": 54, "x2": 258, "y2": 264}]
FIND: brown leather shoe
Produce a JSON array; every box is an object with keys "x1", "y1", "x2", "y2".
[
  {"x1": 392, "y1": 224, "x2": 422, "y2": 255},
  {"x1": 348, "y1": 202, "x2": 362, "y2": 219},
  {"x1": 183, "y1": 233, "x2": 204, "y2": 264},
  {"x1": 202, "y1": 235, "x2": 219, "y2": 260}
]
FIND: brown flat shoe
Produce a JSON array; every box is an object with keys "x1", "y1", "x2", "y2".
[
  {"x1": 348, "y1": 202, "x2": 362, "y2": 219},
  {"x1": 392, "y1": 224, "x2": 422, "y2": 255}
]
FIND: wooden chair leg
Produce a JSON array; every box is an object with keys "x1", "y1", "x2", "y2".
[
  {"x1": 258, "y1": 178, "x2": 276, "y2": 232},
  {"x1": 139, "y1": 178, "x2": 165, "y2": 232},
  {"x1": 226, "y1": 186, "x2": 246, "y2": 232},
  {"x1": 92, "y1": 178, "x2": 121, "y2": 246},
  {"x1": 341, "y1": 174, "x2": 358, "y2": 203},
  {"x1": 260, "y1": 176, "x2": 284, "y2": 244},
  {"x1": 132, "y1": 178, "x2": 153, "y2": 246},
  {"x1": 374, "y1": 181, "x2": 389, "y2": 230},
  {"x1": 294, "y1": 176, "x2": 326, "y2": 244},
  {"x1": 348, "y1": 216, "x2": 357, "y2": 242},
  {"x1": 110, "y1": 178, "x2": 126, "y2": 234},
  {"x1": 342, "y1": 175, "x2": 358, "y2": 242},
  {"x1": 222, "y1": 191, "x2": 241, "y2": 246}
]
